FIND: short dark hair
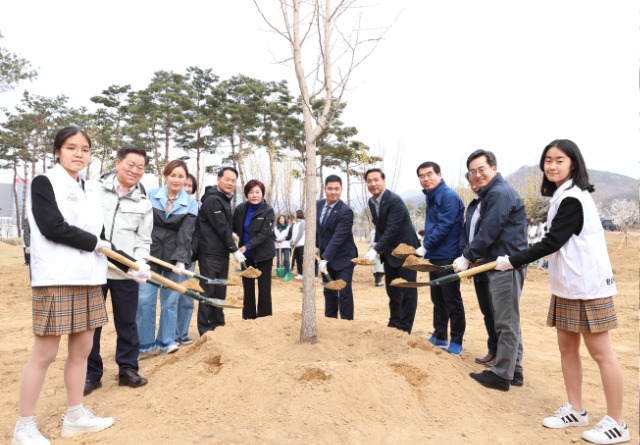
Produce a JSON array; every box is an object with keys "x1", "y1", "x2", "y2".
[
  {"x1": 364, "y1": 168, "x2": 385, "y2": 181},
  {"x1": 218, "y1": 166, "x2": 239, "y2": 179},
  {"x1": 244, "y1": 179, "x2": 265, "y2": 198},
  {"x1": 163, "y1": 159, "x2": 188, "y2": 178},
  {"x1": 117, "y1": 146, "x2": 148, "y2": 166},
  {"x1": 325, "y1": 174, "x2": 342, "y2": 186},
  {"x1": 187, "y1": 173, "x2": 198, "y2": 196},
  {"x1": 539, "y1": 139, "x2": 594, "y2": 197},
  {"x1": 53, "y1": 126, "x2": 91, "y2": 162},
  {"x1": 466, "y1": 150, "x2": 497, "y2": 170},
  {"x1": 295, "y1": 209, "x2": 304, "y2": 220},
  {"x1": 416, "y1": 161, "x2": 441, "y2": 176}
]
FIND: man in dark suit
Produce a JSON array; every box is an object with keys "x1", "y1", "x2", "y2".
[
  {"x1": 316, "y1": 175, "x2": 358, "y2": 320},
  {"x1": 364, "y1": 168, "x2": 420, "y2": 334}
]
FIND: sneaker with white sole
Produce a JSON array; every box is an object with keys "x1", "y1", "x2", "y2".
[
  {"x1": 581, "y1": 415, "x2": 630, "y2": 444},
  {"x1": 12, "y1": 419, "x2": 51, "y2": 445},
  {"x1": 162, "y1": 343, "x2": 179, "y2": 354},
  {"x1": 294, "y1": 274, "x2": 303, "y2": 280},
  {"x1": 542, "y1": 403, "x2": 589, "y2": 429},
  {"x1": 61, "y1": 408, "x2": 114, "y2": 438}
]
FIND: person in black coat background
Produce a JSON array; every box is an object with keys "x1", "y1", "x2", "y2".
[
  {"x1": 316, "y1": 175, "x2": 358, "y2": 320},
  {"x1": 195, "y1": 167, "x2": 244, "y2": 335},
  {"x1": 233, "y1": 179, "x2": 276, "y2": 319},
  {"x1": 364, "y1": 168, "x2": 420, "y2": 334}
]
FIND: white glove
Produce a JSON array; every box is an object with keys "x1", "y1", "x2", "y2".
[
  {"x1": 364, "y1": 249, "x2": 378, "y2": 263},
  {"x1": 495, "y1": 255, "x2": 514, "y2": 271},
  {"x1": 172, "y1": 261, "x2": 186, "y2": 275},
  {"x1": 232, "y1": 232, "x2": 239, "y2": 244},
  {"x1": 25, "y1": 247, "x2": 31, "y2": 254},
  {"x1": 415, "y1": 245, "x2": 427, "y2": 257},
  {"x1": 453, "y1": 255, "x2": 469, "y2": 272},
  {"x1": 233, "y1": 250, "x2": 246, "y2": 263},
  {"x1": 94, "y1": 239, "x2": 111, "y2": 256},
  {"x1": 368, "y1": 241, "x2": 376, "y2": 249},
  {"x1": 131, "y1": 260, "x2": 151, "y2": 284},
  {"x1": 318, "y1": 259, "x2": 328, "y2": 274}
]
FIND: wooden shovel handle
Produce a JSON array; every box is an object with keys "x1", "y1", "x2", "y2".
[
  {"x1": 103, "y1": 247, "x2": 190, "y2": 295},
  {"x1": 147, "y1": 255, "x2": 196, "y2": 278},
  {"x1": 457, "y1": 261, "x2": 498, "y2": 279}
]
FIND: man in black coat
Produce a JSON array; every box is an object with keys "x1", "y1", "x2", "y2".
[
  {"x1": 316, "y1": 175, "x2": 358, "y2": 320},
  {"x1": 364, "y1": 168, "x2": 420, "y2": 334},
  {"x1": 195, "y1": 166, "x2": 245, "y2": 335}
]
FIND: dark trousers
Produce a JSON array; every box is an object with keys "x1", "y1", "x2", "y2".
[
  {"x1": 88, "y1": 279, "x2": 140, "y2": 380},
  {"x1": 197, "y1": 253, "x2": 229, "y2": 335},
  {"x1": 293, "y1": 245, "x2": 304, "y2": 275},
  {"x1": 473, "y1": 275, "x2": 498, "y2": 356},
  {"x1": 323, "y1": 264, "x2": 355, "y2": 320},
  {"x1": 429, "y1": 258, "x2": 466, "y2": 345},
  {"x1": 383, "y1": 263, "x2": 417, "y2": 334},
  {"x1": 242, "y1": 257, "x2": 273, "y2": 319}
]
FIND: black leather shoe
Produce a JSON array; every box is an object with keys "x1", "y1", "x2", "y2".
[
  {"x1": 469, "y1": 370, "x2": 510, "y2": 391},
  {"x1": 118, "y1": 369, "x2": 148, "y2": 388},
  {"x1": 84, "y1": 379, "x2": 102, "y2": 396},
  {"x1": 510, "y1": 371, "x2": 524, "y2": 386}
]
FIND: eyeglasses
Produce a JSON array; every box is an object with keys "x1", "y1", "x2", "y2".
[
  {"x1": 468, "y1": 166, "x2": 489, "y2": 177},
  {"x1": 62, "y1": 145, "x2": 90, "y2": 155},
  {"x1": 418, "y1": 172, "x2": 436, "y2": 180},
  {"x1": 123, "y1": 161, "x2": 145, "y2": 172}
]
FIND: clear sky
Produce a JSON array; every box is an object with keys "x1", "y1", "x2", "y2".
[{"x1": 1, "y1": 0, "x2": 638, "y2": 195}]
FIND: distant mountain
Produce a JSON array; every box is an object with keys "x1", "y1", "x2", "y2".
[{"x1": 506, "y1": 166, "x2": 638, "y2": 205}]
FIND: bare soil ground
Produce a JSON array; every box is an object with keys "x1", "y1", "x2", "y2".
[{"x1": 0, "y1": 232, "x2": 637, "y2": 444}]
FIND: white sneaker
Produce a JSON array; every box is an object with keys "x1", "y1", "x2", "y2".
[
  {"x1": 61, "y1": 408, "x2": 114, "y2": 437},
  {"x1": 163, "y1": 343, "x2": 179, "y2": 354},
  {"x1": 581, "y1": 415, "x2": 630, "y2": 444},
  {"x1": 12, "y1": 419, "x2": 51, "y2": 445},
  {"x1": 542, "y1": 403, "x2": 589, "y2": 428},
  {"x1": 294, "y1": 275, "x2": 303, "y2": 280}
]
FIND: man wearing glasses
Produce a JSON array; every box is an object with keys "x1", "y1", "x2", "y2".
[
  {"x1": 416, "y1": 162, "x2": 465, "y2": 356},
  {"x1": 85, "y1": 146, "x2": 152, "y2": 394},
  {"x1": 454, "y1": 150, "x2": 528, "y2": 391}
]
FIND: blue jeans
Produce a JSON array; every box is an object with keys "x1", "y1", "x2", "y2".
[
  {"x1": 277, "y1": 248, "x2": 290, "y2": 273},
  {"x1": 175, "y1": 264, "x2": 195, "y2": 341},
  {"x1": 136, "y1": 269, "x2": 187, "y2": 352}
]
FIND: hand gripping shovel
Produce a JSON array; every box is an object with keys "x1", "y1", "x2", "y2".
[
  {"x1": 101, "y1": 247, "x2": 242, "y2": 309},
  {"x1": 316, "y1": 255, "x2": 346, "y2": 291},
  {"x1": 232, "y1": 239, "x2": 262, "y2": 279},
  {"x1": 147, "y1": 255, "x2": 239, "y2": 286},
  {"x1": 391, "y1": 261, "x2": 498, "y2": 288}
]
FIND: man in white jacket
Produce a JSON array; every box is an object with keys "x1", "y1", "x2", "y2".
[{"x1": 85, "y1": 147, "x2": 153, "y2": 394}]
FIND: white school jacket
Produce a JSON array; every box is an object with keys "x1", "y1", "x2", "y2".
[{"x1": 547, "y1": 180, "x2": 616, "y2": 300}]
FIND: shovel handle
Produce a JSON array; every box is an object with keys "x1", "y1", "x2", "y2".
[
  {"x1": 103, "y1": 248, "x2": 191, "y2": 295},
  {"x1": 457, "y1": 261, "x2": 498, "y2": 278},
  {"x1": 147, "y1": 255, "x2": 196, "y2": 279}
]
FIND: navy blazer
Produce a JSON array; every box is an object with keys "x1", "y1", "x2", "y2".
[
  {"x1": 368, "y1": 189, "x2": 419, "y2": 268},
  {"x1": 316, "y1": 199, "x2": 358, "y2": 271}
]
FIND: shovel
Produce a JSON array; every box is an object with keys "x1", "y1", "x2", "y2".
[
  {"x1": 147, "y1": 255, "x2": 238, "y2": 286},
  {"x1": 107, "y1": 262, "x2": 165, "y2": 288},
  {"x1": 276, "y1": 247, "x2": 285, "y2": 278},
  {"x1": 390, "y1": 243, "x2": 419, "y2": 259},
  {"x1": 284, "y1": 246, "x2": 295, "y2": 282},
  {"x1": 101, "y1": 247, "x2": 242, "y2": 309},
  {"x1": 316, "y1": 255, "x2": 347, "y2": 291},
  {"x1": 232, "y1": 239, "x2": 262, "y2": 279},
  {"x1": 391, "y1": 261, "x2": 498, "y2": 288},
  {"x1": 401, "y1": 256, "x2": 454, "y2": 273}
]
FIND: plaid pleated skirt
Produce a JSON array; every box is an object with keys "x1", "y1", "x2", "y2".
[
  {"x1": 32, "y1": 285, "x2": 108, "y2": 336},
  {"x1": 547, "y1": 295, "x2": 618, "y2": 333}
]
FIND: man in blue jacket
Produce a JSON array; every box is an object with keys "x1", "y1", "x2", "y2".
[
  {"x1": 454, "y1": 150, "x2": 528, "y2": 391},
  {"x1": 416, "y1": 162, "x2": 465, "y2": 355},
  {"x1": 364, "y1": 168, "x2": 420, "y2": 334},
  {"x1": 316, "y1": 175, "x2": 358, "y2": 320}
]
